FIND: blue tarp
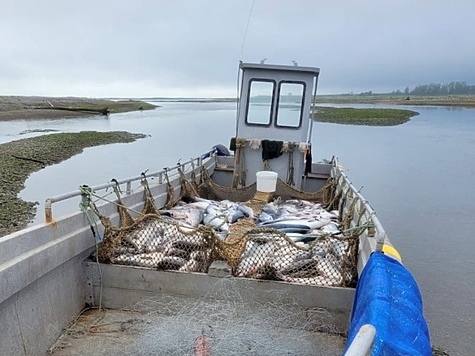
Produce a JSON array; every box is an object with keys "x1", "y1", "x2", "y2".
[{"x1": 345, "y1": 251, "x2": 431, "y2": 355}]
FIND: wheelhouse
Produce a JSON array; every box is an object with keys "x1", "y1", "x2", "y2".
[{"x1": 233, "y1": 62, "x2": 320, "y2": 189}]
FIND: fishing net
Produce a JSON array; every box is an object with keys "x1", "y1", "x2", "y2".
[
  {"x1": 90, "y1": 172, "x2": 362, "y2": 287},
  {"x1": 233, "y1": 228, "x2": 357, "y2": 287},
  {"x1": 50, "y1": 280, "x2": 346, "y2": 355}
]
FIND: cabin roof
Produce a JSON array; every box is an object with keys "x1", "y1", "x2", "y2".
[{"x1": 240, "y1": 62, "x2": 320, "y2": 75}]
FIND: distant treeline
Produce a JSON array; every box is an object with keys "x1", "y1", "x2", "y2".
[{"x1": 359, "y1": 81, "x2": 475, "y2": 96}]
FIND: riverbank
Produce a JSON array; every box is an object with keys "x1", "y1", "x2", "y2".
[
  {"x1": 315, "y1": 94, "x2": 475, "y2": 108},
  {"x1": 0, "y1": 96, "x2": 156, "y2": 121},
  {"x1": 0, "y1": 131, "x2": 146, "y2": 237}
]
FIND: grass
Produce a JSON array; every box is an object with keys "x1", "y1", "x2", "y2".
[
  {"x1": 313, "y1": 106, "x2": 419, "y2": 126},
  {"x1": 66, "y1": 100, "x2": 157, "y2": 113}
]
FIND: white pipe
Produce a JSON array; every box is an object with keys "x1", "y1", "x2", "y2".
[{"x1": 344, "y1": 324, "x2": 376, "y2": 356}]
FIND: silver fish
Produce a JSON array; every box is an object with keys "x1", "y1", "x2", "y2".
[
  {"x1": 236, "y1": 242, "x2": 275, "y2": 277},
  {"x1": 316, "y1": 255, "x2": 343, "y2": 284},
  {"x1": 179, "y1": 258, "x2": 200, "y2": 272},
  {"x1": 320, "y1": 221, "x2": 340, "y2": 234},
  {"x1": 159, "y1": 207, "x2": 204, "y2": 228},
  {"x1": 237, "y1": 204, "x2": 254, "y2": 219},
  {"x1": 329, "y1": 238, "x2": 349, "y2": 260},
  {"x1": 112, "y1": 252, "x2": 165, "y2": 268},
  {"x1": 279, "y1": 258, "x2": 319, "y2": 275},
  {"x1": 257, "y1": 211, "x2": 274, "y2": 224},
  {"x1": 226, "y1": 208, "x2": 245, "y2": 223},
  {"x1": 275, "y1": 271, "x2": 341, "y2": 286},
  {"x1": 155, "y1": 256, "x2": 187, "y2": 270}
]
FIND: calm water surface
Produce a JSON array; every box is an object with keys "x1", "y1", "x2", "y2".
[{"x1": 1, "y1": 102, "x2": 474, "y2": 355}]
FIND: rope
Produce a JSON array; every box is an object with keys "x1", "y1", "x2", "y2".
[
  {"x1": 342, "y1": 194, "x2": 359, "y2": 230},
  {"x1": 79, "y1": 185, "x2": 144, "y2": 218},
  {"x1": 232, "y1": 138, "x2": 247, "y2": 188},
  {"x1": 286, "y1": 143, "x2": 295, "y2": 186},
  {"x1": 79, "y1": 185, "x2": 104, "y2": 311},
  {"x1": 163, "y1": 169, "x2": 176, "y2": 209}
]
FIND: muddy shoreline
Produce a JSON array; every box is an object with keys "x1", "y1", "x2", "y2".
[
  {"x1": 0, "y1": 96, "x2": 157, "y2": 237},
  {"x1": 0, "y1": 130, "x2": 147, "y2": 237},
  {"x1": 0, "y1": 95, "x2": 157, "y2": 121}
]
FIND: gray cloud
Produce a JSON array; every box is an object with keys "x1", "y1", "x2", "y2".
[{"x1": 1, "y1": 0, "x2": 474, "y2": 97}]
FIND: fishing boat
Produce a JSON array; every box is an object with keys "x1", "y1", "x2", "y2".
[{"x1": 0, "y1": 62, "x2": 431, "y2": 355}]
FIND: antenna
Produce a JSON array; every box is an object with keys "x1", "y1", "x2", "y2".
[{"x1": 239, "y1": 0, "x2": 256, "y2": 60}]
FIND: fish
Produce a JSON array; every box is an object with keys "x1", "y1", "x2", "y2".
[
  {"x1": 311, "y1": 243, "x2": 330, "y2": 257},
  {"x1": 236, "y1": 241, "x2": 275, "y2": 277},
  {"x1": 320, "y1": 222, "x2": 340, "y2": 234},
  {"x1": 164, "y1": 247, "x2": 189, "y2": 259},
  {"x1": 329, "y1": 238, "x2": 349, "y2": 260},
  {"x1": 316, "y1": 255, "x2": 343, "y2": 283},
  {"x1": 247, "y1": 234, "x2": 275, "y2": 244},
  {"x1": 179, "y1": 258, "x2": 200, "y2": 272},
  {"x1": 111, "y1": 252, "x2": 166, "y2": 268},
  {"x1": 237, "y1": 204, "x2": 254, "y2": 219},
  {"x1": 203, "y1": 205, "x2": 229, "y2": 232},
  {"x1": 319, "y1": 210, "x2": 340, "y2": 221},
  {"x1": 124, "y1": 219, "x2": 168, "y2": 252},
  {"x1": 171, "y1": 239, "x2": 203, "y2": 252},
  {"x1": 155, "y1": 256, "x2": 187, "y2": 270},
  {"x1": 278, "y1": 258, "x2": 319, "y2": 275},
  {"x1": 190, "y1": 250, "x2": 207, "y2": 262},
  {"x1": 274, "y1": 270, "x2": 341, "y2": 286},
  {"x1": 261, "y1": 220, "x2": 326, "y2": 232},
  {"x1": 284, "y1": 233, "x2": 323, "y2": 244},
  {"x1": 159, "y1": 207, "x2": 204, "y2": 228},
  {"x1": 261, "y1": 201, "x2": 279, "y2": 216},
  {"x1": 279, "y1": 227, "x2": 311, "y2": 234},
  {"x1": 257, "y1": 211, "x2": 274, "y2": 224},
  {"x1": 226, "y1": 208, "x2": 245, "y2": 223}
]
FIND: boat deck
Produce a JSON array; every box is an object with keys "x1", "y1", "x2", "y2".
[
  {"x1": 50, "y1": 306, "x2": 346, "y2": 355},
  {"x1": 48, "y1": 260, "x2": 352, "y2": 355}
]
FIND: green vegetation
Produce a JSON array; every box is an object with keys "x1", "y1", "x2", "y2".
[
  {"x1": 0, "y1": 131, "x2": 146, "y2": 237},
  {"x1": 313, "y1": 106, "x2": 419, "y2": 126},
  {"x1": 65, "y1": 99, "x2": 157, "y2": 113}
]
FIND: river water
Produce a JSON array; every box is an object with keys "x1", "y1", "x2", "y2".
[{"x1": 1, "y1": 101, "x2": 474, "y2": 355}]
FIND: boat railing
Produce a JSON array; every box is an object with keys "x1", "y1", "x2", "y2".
[
  {"x1": 44, "y1": 149, "x2": 218, "y2": 223},
  {"x1": 331, "y1": 157, "x2": 387, "y2": 271}
]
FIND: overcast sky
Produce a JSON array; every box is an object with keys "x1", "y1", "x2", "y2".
[{"x1": 1, "y1": 0, "x2": 474, "y2": 97}]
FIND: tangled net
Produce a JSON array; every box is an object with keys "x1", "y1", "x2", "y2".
[{"x1": 51, "y1": 279, "x2": 346, "y2": 355}]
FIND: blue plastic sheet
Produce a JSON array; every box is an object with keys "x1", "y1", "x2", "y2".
[{"x1": 345, "y1": 251, "x2": 431, "y2": 355}]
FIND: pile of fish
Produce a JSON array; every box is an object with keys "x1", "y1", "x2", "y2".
[
  {"x1": 235, "y1": 199, "x2": 350, "y2": 286},
  {"x1": 108, "y1": 196, "x2": 353, "y2": 286},
  {"x1": 109, "y1": 196, "x2": 255, "y2": 271},
  {"x1": 158, "y1": 196, "x2": 254, "y2": 238},
  {"x1": 111, "y1": 217, "x2": 211, "y2": 272},
  {"x1": 235, "y1": 234, "x2": 350, "y2": 286},
  {"x1": 257, "y1": 198, "x2": 341, "y2": 246}
]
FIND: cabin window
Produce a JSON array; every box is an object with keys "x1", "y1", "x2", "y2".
[
  {"x1": 246, "y1": 80, "x2": 275, "y2": 126},
  {"x1": 276, "y1": 82, "x2": 305, "y2": 128}
]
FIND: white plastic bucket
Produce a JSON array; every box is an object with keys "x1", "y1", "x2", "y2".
[{"x1": 256, "y1": 171, "x2": 278, "y2": 192}]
